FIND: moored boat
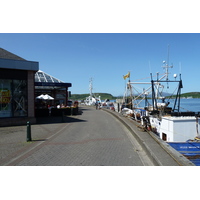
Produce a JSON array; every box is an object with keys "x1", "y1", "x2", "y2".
[
  {"x1": 119, "y1": 59, "x2": 200, "y2": 165},
  {"x1": 84, "y1": 78, "x2": 101, "y2": 106},
  {"x1": 169, "y1": 140, "x2": 200, "y2": 166}
]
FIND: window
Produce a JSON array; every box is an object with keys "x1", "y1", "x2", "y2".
[
  {"x1": 0, "y1": 79, "x2": 27, "y2": 118},
  {"x1": 13, "y1": 80, "x2": 27, "y2": 117},
  {"x1": 162, "y1": 133, "x2": 167, "y2": 141},
  {"x1": 0, "y1": 79, "x2": 12, "y2": 117}
]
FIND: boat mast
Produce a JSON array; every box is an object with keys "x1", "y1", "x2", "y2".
[
  {"x1": 151, "y1": 46, "x2": 173, "y2": 111},
  {"x1": 89, "y1": 78, "x2": 93, "y2": 97},
  {"x1": 160, "y1": 45, "x2": 173, "y2": 82},
  {"x1": 162, "y1": 60, "x2": 173, "y2": 81}
]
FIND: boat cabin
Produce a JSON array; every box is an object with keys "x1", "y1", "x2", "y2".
[{"x1": 158, "y1": 115, "x2": 200, "y2": 142}]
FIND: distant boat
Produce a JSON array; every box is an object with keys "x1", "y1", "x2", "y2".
[{"x1": 84, "y1": 78, "x2": 101, "y2": 106}]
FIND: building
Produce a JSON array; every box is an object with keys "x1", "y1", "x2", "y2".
[
  {"x1": 0, "y1": 48, "x2": 39, "y2": 126},
  {"x1": 0, "y1": 48, "x2": 72, "y2": 126},
  {"x1": 35, "y1": 70, "x2": 72, "y2": 108}
]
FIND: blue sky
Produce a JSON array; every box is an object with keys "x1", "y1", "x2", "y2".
[{"x1": 0, "y1": 33, "x2": 200, "y2": 96}]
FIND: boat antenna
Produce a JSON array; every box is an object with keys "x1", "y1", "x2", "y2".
[
  {"x1": 149, "y1": 60, "x2": 152, "y2": 74},
  {"x1": 167, "y1": 44, "x2": 170, "y2": 68},
  {"x1": 162, "y1": 45, "x2": 173, "y2": 81},
  {"x1": 162, "y1": 45, "x2": 173, "y2": 90},
  {"x1": 179, "y1": 62, "x2": 182, "y2": 74}
]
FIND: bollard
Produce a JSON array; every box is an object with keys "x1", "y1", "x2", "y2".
[
  {"x1": 26, "y1": 121, "x2": 32, "y2": 142},
  {"x1": 71, "y1": 107, "x2": 73, "y2": 116}
]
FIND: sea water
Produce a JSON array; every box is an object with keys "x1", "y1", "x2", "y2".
[
  {"x1": 109, "y1": 98, "x2": 200, "y2": 112},
  {"x1": 179, "y1": 98, "x2": 200, "y2": 112},
  {"x1": 158, "y1": 98, "x2": 200, "y2": 112}
]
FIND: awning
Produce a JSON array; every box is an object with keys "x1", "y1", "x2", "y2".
[{"x1": 36, "y1": 94, "x2": 54, "y2": 100}]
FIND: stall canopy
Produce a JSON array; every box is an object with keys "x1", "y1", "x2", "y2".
[{"x1": 36, "y1": 94, "x2": 54, "y2": 100}]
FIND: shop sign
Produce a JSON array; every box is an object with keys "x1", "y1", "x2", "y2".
[{"x1": 0, "y1": 89, "x2": 11, "y2": 104}]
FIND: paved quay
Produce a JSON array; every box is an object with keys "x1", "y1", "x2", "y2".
[
  {"x1": 0, "y1": 106, "x2": 194, "y2": 166},
  {"x1": 104, "y1": 108, "x2": 195, "y2": 166}
]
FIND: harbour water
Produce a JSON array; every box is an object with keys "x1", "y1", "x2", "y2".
[
  {"x1": 107, "y1": 98, "x2": 200, "y2": 165},
  {"x1": 112, "y1": 98, "x2": 200, "y2": 113},
  {"x1": 179, "y1": 98, "x2": 200, "y2": 112}
]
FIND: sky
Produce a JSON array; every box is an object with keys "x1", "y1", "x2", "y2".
[
  {"x1": 1, "y1": 1, "x2": 200, "y2": 97},
  {"x1": 1, "y1": 33, "x2": 200, "y2": 96}
]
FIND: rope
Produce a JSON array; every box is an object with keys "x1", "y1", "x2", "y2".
[
  {"x1": 165, "y1": 85, "x2": 179, "y2": 102},
  {"x1": 131, "y1": 73, "x2": 165, "y2": 82}
]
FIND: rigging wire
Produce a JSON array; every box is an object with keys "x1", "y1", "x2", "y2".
[{"x1": 131, "y1": 73, "x2": 165, "y2": 82}]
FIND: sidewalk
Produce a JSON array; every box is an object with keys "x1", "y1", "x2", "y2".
[
  {"x1": 0, "y1": 115, "x2": 81, "y2": 165},
  {"x1": 103, "y1": 108, "x2": 195, "y2": 166},
  {"x1": 0, "y1": 107, "x2": 195, "y2": 166}
]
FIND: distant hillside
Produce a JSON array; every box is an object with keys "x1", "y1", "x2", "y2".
[
  {"x1": 161, "y1": 92, "x2": 200, "y2": 99},
  {"x1": 70, "y1": 93, "x2": 115, "y2": 100},
  {"x1": 70, "y1": 92, "x2": 200, "y2": 100},
  {"x1": 180, "y1": 92, "x2": 200, "y2": 98}
]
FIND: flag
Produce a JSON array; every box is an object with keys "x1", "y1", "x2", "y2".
[{"x1": 123, "y1": 72, "x2": 130, "y2": 80}]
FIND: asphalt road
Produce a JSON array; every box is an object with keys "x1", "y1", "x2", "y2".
[{"x1": 2, "y1": 106, "x2": 154, "y2": 166}]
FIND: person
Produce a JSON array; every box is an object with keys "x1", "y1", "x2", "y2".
[
  {"x1": 95, "y1": 100, "x2": 98, "y2": 110},
  {"x1": 61, "y1": 103, "x2": 65, "y2": 108}
]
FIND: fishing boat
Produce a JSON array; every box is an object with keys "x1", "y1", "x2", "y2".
[
  {"x1": 120, "y1": 60, "x2": 200, "y2": 165},
  {"x1": 85, "y1": 78, "x2": 101, "y2": 106}
]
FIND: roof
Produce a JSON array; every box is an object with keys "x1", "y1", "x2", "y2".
[
  {"x1": 35, "y1": 70, "x2": 72, "y2": 88},
  {"x1": 0, "y1": 48, "x2": 39, "y2": 71},
  {"x1": 0, "y1": 48, "x2": 26, "y2": 61},
  {"x1": 35, "y1": 70, "x2": 64, "y2": 83}
]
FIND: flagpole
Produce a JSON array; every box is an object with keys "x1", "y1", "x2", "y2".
[
  {"x1": 123, "y1": 71, "x2": 131, "y2": 108},
  {"x1": 128, "y1": 72, "x2": 133, "y2": 109}
]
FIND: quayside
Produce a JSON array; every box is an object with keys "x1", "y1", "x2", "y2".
[{"x1": 114, "y1": 58, "x2": 200, "y2": 165}]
